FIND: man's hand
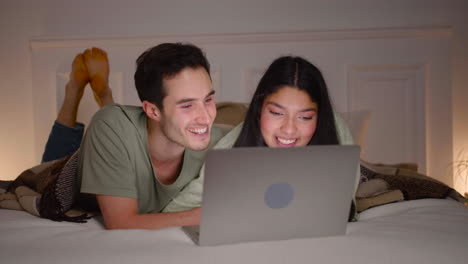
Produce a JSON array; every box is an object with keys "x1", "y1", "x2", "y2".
[{"x1": 96, "y1": 195, "x2": 201, "y2": 230}]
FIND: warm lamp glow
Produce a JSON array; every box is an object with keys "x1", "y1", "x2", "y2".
[
  {"x1": 0, "y1": 137, "x2": 37, "y2": 181},
  {"x1": 0, "y1": 155, "x2": 31, "y2": 181},
  {"x1": 452, "y1": 148, "x2": 468, "y2": 196}
]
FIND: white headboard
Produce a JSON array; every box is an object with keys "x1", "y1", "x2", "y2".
[{"x1": 30, "y1": 26, "x2": 453, "y2": 185}]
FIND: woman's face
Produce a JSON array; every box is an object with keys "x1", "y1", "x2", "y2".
[{"x1": 260, "y1": 86, "x2": 318, "y2": 147}]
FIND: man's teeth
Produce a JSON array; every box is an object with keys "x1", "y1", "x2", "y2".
[
  {"x1": 189, "y1": 127, "x2": 207, "y2": 134},
  {"x1": 277, "y1": 137, "x2": 296, "y2": 144}
]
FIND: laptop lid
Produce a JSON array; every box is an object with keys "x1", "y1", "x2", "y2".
[{"x1": 197, "y1": 145, "x2": 360, "y2": 246}]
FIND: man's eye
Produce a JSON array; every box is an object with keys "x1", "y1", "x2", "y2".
[
  {"x1": 181, "y1": 104, "x2": 192, "y2": 109},
  {"x1": 205, "y1": 97, "x2": 213, "y2": 103}
]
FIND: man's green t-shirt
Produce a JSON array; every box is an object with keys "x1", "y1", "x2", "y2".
[{"x1": 77, "y1": 104, "x2": 227, "y2": 214}]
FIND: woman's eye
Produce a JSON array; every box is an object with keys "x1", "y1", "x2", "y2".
[
  {"x1": 269, "y1": 110, "x2": 282, "y2": 116},
  {"x1": 299, "y1": 116, "x2": 313, "y2": 120}
]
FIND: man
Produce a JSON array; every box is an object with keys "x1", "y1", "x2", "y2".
[{"x1": 78, "y1": 43, "x2": 228, "y2": 229}]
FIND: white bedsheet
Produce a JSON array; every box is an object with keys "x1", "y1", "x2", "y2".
[{"x1": 1, "y1": 199, "x2": 467, "y2": 264}]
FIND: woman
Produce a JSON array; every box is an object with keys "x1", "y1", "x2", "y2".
[{"x1": 163, "y1": 56, "x2": 358, "y2": 216}]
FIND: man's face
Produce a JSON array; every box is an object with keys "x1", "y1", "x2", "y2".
[{"x1": 158, "y1": 67, "x2": 216, "y2": 151}]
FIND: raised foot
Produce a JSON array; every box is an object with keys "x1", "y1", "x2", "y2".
[{"x1": 83, "y1": 47, "x2": 113, "y2": 106}]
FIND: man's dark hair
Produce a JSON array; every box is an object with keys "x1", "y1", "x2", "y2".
[{"x1": 134, "y1": 43, "x2": 210, "y2": 110}]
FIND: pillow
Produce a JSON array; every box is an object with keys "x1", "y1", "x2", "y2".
[{"x1": 214, "y1": 102, "x2": 248, "y2": 126}]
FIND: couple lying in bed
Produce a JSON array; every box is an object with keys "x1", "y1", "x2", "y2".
[
  {"x1": 1, "y1": 44, "x2": 464, "y2": 229},
  {"x1": 1, "y1": 43, "x2": 356, "y2": 228}
]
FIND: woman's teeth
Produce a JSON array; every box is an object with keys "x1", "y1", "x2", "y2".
[{"x1": 277, "y1": 137, "x2": 296, "y2": 145}]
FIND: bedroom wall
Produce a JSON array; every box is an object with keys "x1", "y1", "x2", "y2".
[{"x1": 1, "y1": 0, "x2": 467, "y2": 193}]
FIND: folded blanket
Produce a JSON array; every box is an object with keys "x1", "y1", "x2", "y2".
[
  {"x1": 0, "y1": 151, "x2": 91, "y2": 222},
  {"x1": 356, "y1": 160, "x2": 467, "y2": 212}
]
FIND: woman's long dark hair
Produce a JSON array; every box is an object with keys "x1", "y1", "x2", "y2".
[{"x1": 234, "y1": 56, "x2": 339, "y2": 147}]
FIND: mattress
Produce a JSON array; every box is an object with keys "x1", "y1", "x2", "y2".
[{"x1": 1, "y1": 198, "x2": 467, "y2": 264}]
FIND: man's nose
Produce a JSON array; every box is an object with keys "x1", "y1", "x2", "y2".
[{"x1": 196, "y1": 104, "x2": 212, "y2": 124}]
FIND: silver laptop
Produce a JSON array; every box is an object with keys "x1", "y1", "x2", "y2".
[{"x1": 183, "y1": 145, "x2": 360, "y2": 246}]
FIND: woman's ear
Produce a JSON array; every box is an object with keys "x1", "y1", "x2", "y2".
[{"x1": 142, "y1": 100, "x2": 161, "y2": 121}]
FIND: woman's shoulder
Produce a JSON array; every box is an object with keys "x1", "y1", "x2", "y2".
[
  {"x1": 333, "y1": 111, "x2": 354, "y2": 145},
  {"x1": 213, "y1": 122, "x2": 244, "y2": 150}
]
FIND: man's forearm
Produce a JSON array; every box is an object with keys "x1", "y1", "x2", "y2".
[
  {"x1": 97, "y1": 194, "x2": 201, "y2": 230},
  {"x1": 103, "y1": 208, "x2": 201, "y2": 230}
]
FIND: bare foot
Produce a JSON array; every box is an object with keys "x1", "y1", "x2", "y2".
[
  {"x1": 83, "y1": 47, "x2": 114, "y2": 106},
  {"x1": 68, "y1": 53, "x2": 89, "y2": 101},
  {"x1": 56, "y1": 53, "x2": 90, "y2": 127}
]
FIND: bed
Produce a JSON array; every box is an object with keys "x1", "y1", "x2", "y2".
[
  {"x1": 1, "y1": 198, "x2": 466, "y2": 263},
  {"x1": 1, "y1": 101, "x2": 466, "y2": 263}
]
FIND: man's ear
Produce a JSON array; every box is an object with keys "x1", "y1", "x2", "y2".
[{"x1": 142, "y1": 100, "x2": 161, "y2": 121}]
